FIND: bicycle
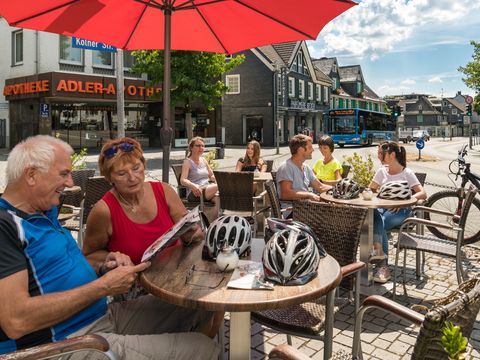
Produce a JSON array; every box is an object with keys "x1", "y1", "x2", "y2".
[{"x1": 424, "y1": 144, "x2": 480, "y2": 244}]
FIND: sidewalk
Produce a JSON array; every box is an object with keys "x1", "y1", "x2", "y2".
[{"x1": 225, "y1": 237, "x2": 480, "y2": 359}]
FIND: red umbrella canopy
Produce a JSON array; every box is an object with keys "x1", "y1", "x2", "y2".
[{"x1": 0, "y1": 0, "x2": 356, "y2": 53}]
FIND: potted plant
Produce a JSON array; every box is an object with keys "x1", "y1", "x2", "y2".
[
  {"x1": 342, "y1": 152, "x2": 375, "y2": 189},
  {"x1": 441, "y1": 321, "x2": 468, "y2": 360}
]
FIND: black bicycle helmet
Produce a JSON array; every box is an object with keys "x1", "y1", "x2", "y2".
[
  {"x1": 205, "y1": 215, "x2": 251, "y2": 259},
  {"x1": 263, "y1": 227, "x2": 320, "y2": 285},
  {"x1": 377, "y1": 181, "x2": 412, "y2": 200},
  {"x1": 332, "y1": 178, "x2": 361, "y2": 200}
]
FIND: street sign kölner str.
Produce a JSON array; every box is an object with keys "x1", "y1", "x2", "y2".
[{"x1": 72, "y1": 37, "x2": 117, "y2": 53}]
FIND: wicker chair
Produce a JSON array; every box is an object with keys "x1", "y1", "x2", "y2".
[
  {"x1": 265, "y1": 159, "x2": 274, "y2": 172},
  {"x1": 0, "y1": 334, "x2": 118, "y2": 360},
  {"x1": 265, "y1": 180, "x2": 283, "y2": 219},
  {"x1": 171, "y1": 164, "x2": 206, "y2": 211},
  {"x1": 252, "y1": 200, "x2": 367, "y2": 348},
  {"x1": 353, "y1": 276, "x2": 480, "y2": 360},
  {"x1": 63, "y1": 176, "x2": 112, "y2": 248},
  {"x1": 393, "y1": 187, "x2": 478, "y2": 299},
  {"x1": 63, "y1": 169, "x2": 96, "y2": 207},
  {"x1": 214, "y1": 171, "x2": 268, "y2": 235}
]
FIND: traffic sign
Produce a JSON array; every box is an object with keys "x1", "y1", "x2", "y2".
[
  {"x1": 39, "y1": 103, "x2": 49, "y2": 118},
  {"x1": 465, "y1": 95, "x2": 473, "y2": 104},
  {"x1": 416, "y1": 139, "x2": 425, "y2": 150}
]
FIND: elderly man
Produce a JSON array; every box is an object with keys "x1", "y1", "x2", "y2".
[
  {"x1": 277, "y1": 134, "x2": 332, "y2": 205},
  {"x1": 0, "y1": 135, "x2": 219, "y2": 359}
]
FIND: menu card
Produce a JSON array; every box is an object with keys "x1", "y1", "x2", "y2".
[
  {"x1": 227, "y1": 260, "x2": 274, "y2": 290},
  {"x1": 141, "y1": 206, "x2": 200, "y2": 263}
]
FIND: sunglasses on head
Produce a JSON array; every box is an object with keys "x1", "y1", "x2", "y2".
[
  {"x1": 104, "y1": 142, "x2": 135, "y2": 159},
  {"x1": 380, "y1": 144, "x2": 390, "y2": 152}
]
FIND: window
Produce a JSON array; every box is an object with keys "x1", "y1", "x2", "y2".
[
  {"x1": 308, "y1": 83, "x2": 313, "y2": 100},
  {"x1": 356, "y1": 81, "x2": 362, "y2": 94},
  {"x1": 452, "y1": 109, "x2": 457, "y2": 115},
  {"x1": 59, "y1": 35, "x2": 83, "y2": 64},
  {"x1": 417, "y1": 114, "x2": 424, "y2": 123},
  {"x1": 12, "y1": 30, "x2": 23, "y2": 65},
  {"x1": 297, "y1": 53, "x2": 303, "y2": 74},
  {"x1": 225, "y1": 75, "x2": 240, "y2": 94},
  {"x1": 288, "y1": 77, "x2": 295, "y2": 97},
  {"x1": 92, "y1": 50, "x2": 113, "y2": 68},
  {"x1": 316, "y1": 85, "x2": 321, "y2": 101},
  {"x1": 298, "y1": 80, "x2": 305, "y2": 99},
  {"x1": 332, "y1": 64, "x2": 337, "y2": 72},
  {"x1": 346, "y1": 99, "x2": 350, "y2": 108},
  {"x1": 323, "y1": 87, "x2": 329, "y2": 103},
  {"x1": 123, "y1": 51, "x2": 136, "y2": 69}
]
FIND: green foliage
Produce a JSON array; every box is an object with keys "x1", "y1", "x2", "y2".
[
  {"x1": 71, "y1": 148, "x2": 88, "y2": 170},
  {"x1": 203, "y1": 149, "x2": 219, "y2": 170},
  {"x1": 342, "y1": 152, "x2": 375, "y2": 188},
  {"x1": 441, "y1": 321, "x2": 468, "y2": 360},
  {"x1": 458, "y1": 40, "x2": 480, "y2": 113},
  {"x1": 131, "y1": 50, "x2": 245, "y2": 111}
]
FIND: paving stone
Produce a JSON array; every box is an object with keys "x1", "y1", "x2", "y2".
[
  {"x1": 304, "y1": 339, "x2": 324, "y2": 351},
  {"x1": 333, "y1": 334, "x2": 353, "y2": 348},
  {"x1": 397, "y1": 333, "x2": 417, "y2": 346},
  {"x1": 371, "y1": 337, "x2": 391, "y2": 350},
  {"x1": 378, "y1": 331, "x2": 401, "y2": 342},
  {"x1": 368, "y1": 348, "x2": 401, "y2": 360},
  {"x1": 387, "y1": 340, "x2": 411, "y2": 355}
]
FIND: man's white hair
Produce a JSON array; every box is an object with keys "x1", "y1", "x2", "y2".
[{"x1": 6, "y1": 135, "x2": 74, "y2": 184}]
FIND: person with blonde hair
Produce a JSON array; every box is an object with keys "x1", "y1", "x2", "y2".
[
  {"x1": 180, "y1": 136, "x2": 218, "y2": 202},
  {"x1": 235, "y1": 140, "x2": 267, "y2": 172}
]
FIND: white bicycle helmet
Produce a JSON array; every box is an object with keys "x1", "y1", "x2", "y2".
[
  {"x1": 265, "y1": 218, "x2": 327, "y2": 257},
  {"x1": 205, "y1": 215, "x2": 252, "y2": 259},
  {"x1": 263, "y1": 226, "x2": 320, "y2": 285},
  {"x1": 332, "y1": 178, "x2": 361, "y2": 200},
  {"x1": 377, "y1": 181, "x2": 412, "y2": 200}
]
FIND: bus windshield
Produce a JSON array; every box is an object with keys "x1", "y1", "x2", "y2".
[{"x1": 330, "y1": 115, "x2": 356, "y2": 134}]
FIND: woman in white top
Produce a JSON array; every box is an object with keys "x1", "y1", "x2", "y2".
[
  {"x1": 368, "y1": 141, "x2": 427, "y2": 283},
  {"x1": 180, "y1": 137, "x2": 218, "y2": 202}
]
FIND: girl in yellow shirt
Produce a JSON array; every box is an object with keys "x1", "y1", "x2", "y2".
[{"x1": 312, "y1": 136, "x2": 342, "y2": 186}]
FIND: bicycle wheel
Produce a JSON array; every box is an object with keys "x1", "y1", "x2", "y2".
[{"x1": 424, "y1": 190, "x2": 480, "y2": 244}]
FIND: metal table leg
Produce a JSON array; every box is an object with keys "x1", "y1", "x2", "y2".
[{"x1": 229, "y1": 312, "x2": 251, "y2": 360}]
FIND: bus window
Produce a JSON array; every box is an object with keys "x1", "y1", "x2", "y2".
[
  {"x1": 358, "y1": 116, "x2": 365, "y2": 133},
  {"x1": 331, "y1": 116, "x2": 356, "y2": 134}
]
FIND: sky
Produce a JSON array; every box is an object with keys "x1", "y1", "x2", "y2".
[{"x1": 307, "y1": 0, "x2": 480, "y2": 99}]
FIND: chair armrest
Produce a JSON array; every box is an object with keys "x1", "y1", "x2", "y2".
[
  {"x1": 411, "y1": 205, "x2": 455, "y2": 217},
  {"x1": 400, "y1": 217, "x2": 460, "y2": 232},
  {"x1": 341, "y1": 261, "x2": 365, "y2": 278},
  {"x1": 269, "y1": 344, "x2": 312, "y2": 360},
  {"x1": 0, "y1": 334, "x2": 110, "y2": 360},
  {"x1": 361, "y1": 295, "x2": 424, "y2": 326},
  {"x1": 253, "y1": 190, "x2": 267, "y2": 200}
]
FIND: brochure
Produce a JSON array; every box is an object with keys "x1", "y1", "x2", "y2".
[
  {"x1": 141, "y1": 206, "x2": 200, "y2": 263},
  {"x1": 227, "y1": 260, "x2": 274, "y2": 290}
]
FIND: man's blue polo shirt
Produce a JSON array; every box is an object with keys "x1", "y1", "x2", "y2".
[{"x1": 0, "y1": 198, "x2": 107, "y2": 354}]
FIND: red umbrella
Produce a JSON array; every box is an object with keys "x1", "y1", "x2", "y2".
[{"x1": 0, "y1": 0, "x2": 357, "y2": 181}]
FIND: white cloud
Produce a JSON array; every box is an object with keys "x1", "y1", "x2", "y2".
[
  {"x1": 310, "y1": 0, "x2": 480, "y2": 61},
  {"x1": 428, "y1": 76, "x2": 443, "y2": 83},
  {"x1": 401, "y1": 79, "x2": 416, "y2": 85}
]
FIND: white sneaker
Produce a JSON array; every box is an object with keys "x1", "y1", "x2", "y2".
[{"x1": 373, "y1": 266, "x2": 391, "y2": 284}]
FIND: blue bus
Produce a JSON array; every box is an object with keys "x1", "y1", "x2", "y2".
[{"x1": 326, "y1": 108, "x2": 395, "y2": 147}]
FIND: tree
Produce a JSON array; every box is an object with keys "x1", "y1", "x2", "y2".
[
  {"x1": 132, "y1": 51, "x2": 244, "y2": 139},
  {"x1": 458, "y1": 40, "x2": 480, "y2": 113}
]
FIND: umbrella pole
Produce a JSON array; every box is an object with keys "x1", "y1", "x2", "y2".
[{"x1": 161, "y1": 8, "x2": 173, "y2": 183}]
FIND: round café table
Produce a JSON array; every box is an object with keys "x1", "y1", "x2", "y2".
[
  {"x1": 320, "y1": 193, "x2": 417, "y2": 294},
  {"x1": 140, "y1": 238, "x2": 341, "y2": 360}
]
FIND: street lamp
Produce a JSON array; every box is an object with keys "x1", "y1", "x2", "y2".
[{"x1": 273, "y1": 62, "x2": 284, "y2": 155}]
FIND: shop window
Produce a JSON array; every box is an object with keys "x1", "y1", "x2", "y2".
[
  {"x1": 92, "y1": 50, "x2": 113, "y2": 68},
  {"x1": 12, "y1": 30, "x2": 23, "y2": 66},
  {"x1": 59, "y1": 35, "x2": 83, "y2": 65},
  {"x1": 225, "y1": 75, "x2": 240, "y2": 94}
]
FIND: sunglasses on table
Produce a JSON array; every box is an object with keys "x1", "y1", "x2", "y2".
[
  {"x1": 104, "y1": 142, "x2": 135, "y2": 159},
  {"x1": 184, "y1": 264, "x2": 228, "y2": 289}
]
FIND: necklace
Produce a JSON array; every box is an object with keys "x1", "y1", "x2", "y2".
[{"x1": 116, "y1": 190, "x2": 143, "y2": 213}]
